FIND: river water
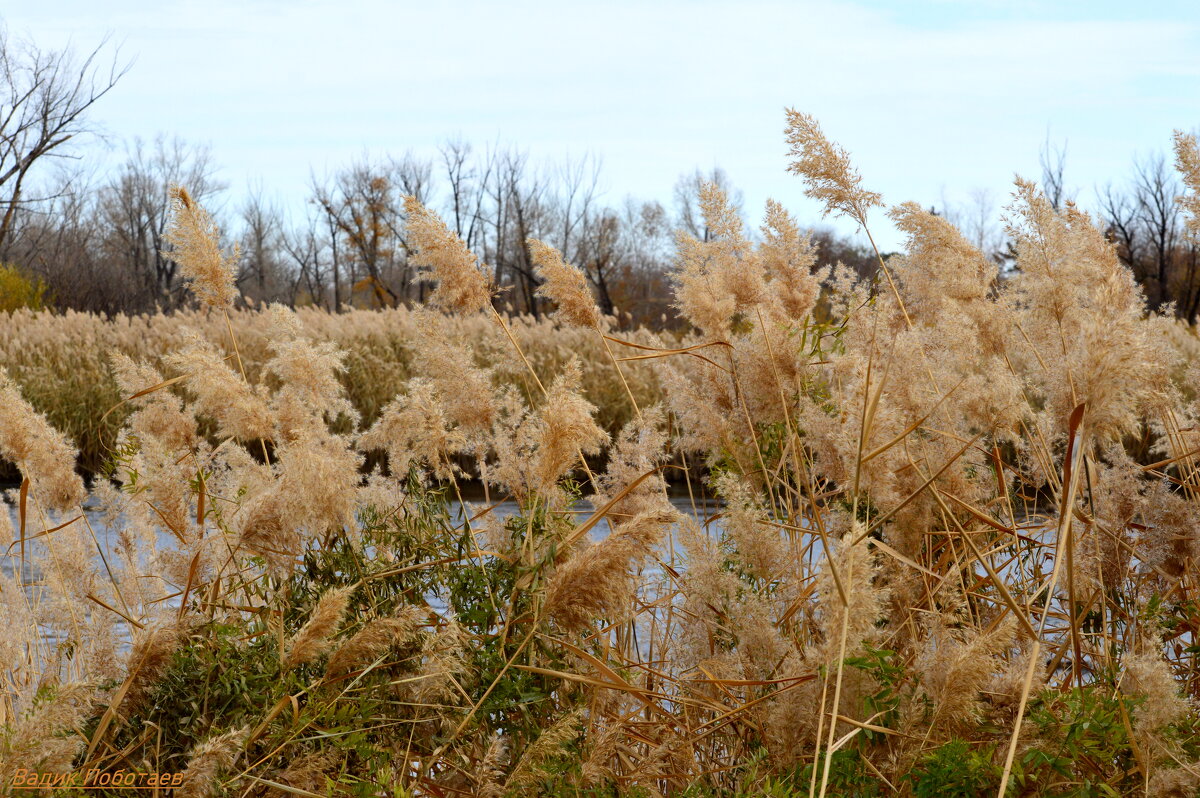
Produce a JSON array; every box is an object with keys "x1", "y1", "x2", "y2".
[{"x1": 2, "y1": 492, "x2": 723, "y2": 581}]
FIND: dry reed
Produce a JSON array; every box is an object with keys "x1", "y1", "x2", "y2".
[{"x1": 2, "y1": 114, "x2": 1199, "y2": 798}]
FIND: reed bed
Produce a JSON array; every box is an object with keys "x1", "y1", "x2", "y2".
[
  {"x1": 2, "y1": 116, "x2": 1200, "y2": 797},
  {"x1": 0, "y1": 304, "x2": 664, "y2": 478}
]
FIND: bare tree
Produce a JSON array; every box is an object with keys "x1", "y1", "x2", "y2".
[
  {"x1": 1132, "y1": 153, "x2": 1181, "y2": 310},
  {"x1": 239, "y1": 186, "x2": 289, "y2": 305},
  {"x1": 540, "y1": 153, "x2": 613, "y2": 314},
  {"x1": 613, "y1": 198, "x2": 674, "y2": 327},
  {"x1": 98, "y1": 136, "x2": 224, "y2": 310},
  {"x1": 0, "y1": 26, "x2": 128, "y2": 250},
  {"x1": 573, "y1": 207, "x2": 620, "y2": 317},
  {"x1": 390, "y1": 151, "x2": 432, "y2": 204},
  {"x1": 1040, "y1": 135, "x2": 1072, "y2": 211},
  {"x1": 1099, "y1": 180, "x2": 1143, "y2": 271},
  {"x1": 282, "y1": 210, "x2": 329, "y2": 308},
  {"x1": 472, "y1": 148, "x2": 549, "y2": 314},
  {"x1": 0, "y1": 163, "x2": 125, "y2": 312},
  {"x1": 1099, "y1": 152, "x2": 1200, "y2": 318},
  {"x1": 938, "y1": 187, "x2": 1004, "y2": 260},
  {"x1": 312, "y1": 156, "x2": 432, "y2": 308},
  {"x1": 554, "y1": 153, "x2": 602, "y2": 261},
  {"x1": 440, "y1": 138, "x2": 482, "y2": 242}
]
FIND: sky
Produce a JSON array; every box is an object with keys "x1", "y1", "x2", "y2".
[{"x1": 4, "y1": 0, "x2": 1199, "y2": 251}]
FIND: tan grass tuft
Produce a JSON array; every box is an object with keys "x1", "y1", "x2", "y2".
[
  {"x1": 544, "y1": 509, "x2": 676, "y2": 631},
  {"x1": 0, "y1": 368, "x2": 87, "y2": 511},
  {"x1": 176, "y1": 725, "x2": 248, "y2": 798},
  {"x1": 403, "y1": 195, "x2": 493, "y2": 314},
  {"x1": 281, "y1": 586, "x2": 355, "y2": 671},
  {"x1": 0, "y1": 684, "x2": 98, "y2": 782},
  {"x1": 529, "y1": 238, "x2": 602, "y2": 328},
  {"x1": 784, "y1": 109, "x2": 882, "y2": 226},
  {"x1": 164, "y1": 185, "x2": 240, "y2": 310},
  {"x1": 122, "y1": 621, "x2": 185, "y2": 714},
  {"x1": 504, "y1": 708, "x2": 585, "y2": 791},
  {"x1": 1174, "y1": 130, "x2": 1200, "y2": 234},
  {"x1": 325, "y1": 606, "x2": 425, "y2": 678},
  {"x1": 476, "y1": 732, "x2": 510, "y2": 798}
]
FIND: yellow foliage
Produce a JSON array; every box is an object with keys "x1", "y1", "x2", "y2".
[{"x1": 0, "y1": 263, "x2": 48, "y2": 311}]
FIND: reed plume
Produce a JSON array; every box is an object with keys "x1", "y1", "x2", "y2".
[
  {"x1": 784, "y1": 108, "x2": 882, "y2": 226},
  {"x1": 0, "y1": 367, "x2": 86, "y2": 511},
  {"x1": 1174, "y1": 130, "x2": 1200, "y2": 234},
  {"x1": 529, "y1": 238, "x2": 602, "y2": 328},
  {"x1": 164, "y1": 185, "x2": 239, "y2": 310},
  {"x1": 176, "y1": 726, "x2": 248, "y2": 798},
  {"x1": 325, "y1": 606, "x2": 425, "y2": 678},
  {"x1": 282, "y1": 586, "x2": 354, "y2": 670},
  {"x1": 403, "y1": 195, "x2": 493, "y2": 314},
  {"x1": 544, "y1": 509, "x2": 676, "y2": 631}
]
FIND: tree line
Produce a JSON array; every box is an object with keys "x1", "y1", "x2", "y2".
[
  {"x1": 2, "y1": 27, "x2": 1197, "y2": 325},
  {"x1": 2, "y1": 126, "x2": 881, "y2": 326}
]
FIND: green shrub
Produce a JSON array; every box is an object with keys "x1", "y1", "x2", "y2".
[{"x1": 907, "y1": 739, "x2": 1001, "y2": 797}]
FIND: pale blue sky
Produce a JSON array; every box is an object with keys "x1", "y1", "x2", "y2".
[{"x1": 4, "y1": 0, "x2": 1199, "y2": 249}]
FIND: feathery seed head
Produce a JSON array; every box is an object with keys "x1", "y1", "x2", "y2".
[
  {"x1": 176, "y1": 726, "x2": 248, "y2": 798},
  {"x1": 544, "y1": 508, "x2": 676, "y2": 630},
  {"x1": 784, "y1": 109, "x2": 882, "y2": 226},
  {"x1": 165, "y1": 185, "x2": 240, "y2": 310},
  {"x1": 1173, "y1": 130, "x2": 1200, "y2": 234},
  {"x1": 529, "y1": 238, "x2": 602, "y2": 328},
  {"x1": 326, "y1": 606, "x2": 425, "y2": 678},
  {"x1": 0, "y1": 368, "x2": 86, "y2": 511},
  {"x1": 403, "y1": 195, "x2": 493, "y2": 314},
  {"x1": 282, "y1": 586, "x2": 354, "y2": 670}
]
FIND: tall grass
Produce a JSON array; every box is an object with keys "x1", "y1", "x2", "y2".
[
  {"x1": 2, "y1": 114, "x2": 1200, "y2": 797},
  {"x1": 0, "y1": 305, "x2": 665, "y2": 478}
]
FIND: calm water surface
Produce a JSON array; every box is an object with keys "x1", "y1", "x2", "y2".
[{"x1": 2, "y1": 492, "x2": 723, "y2": 581}]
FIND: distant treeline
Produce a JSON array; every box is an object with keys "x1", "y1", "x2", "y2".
[
  {"x1": 0, "y1": 134, "x2": 885, "y2": 326},
  {"x1": 2, "y1": 28, "x2": 1198, "y2": 324}
]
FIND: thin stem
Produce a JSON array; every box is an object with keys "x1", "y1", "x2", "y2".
[{"x1": 223, "y1": 307, "x2": 271, "y2": 465}]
